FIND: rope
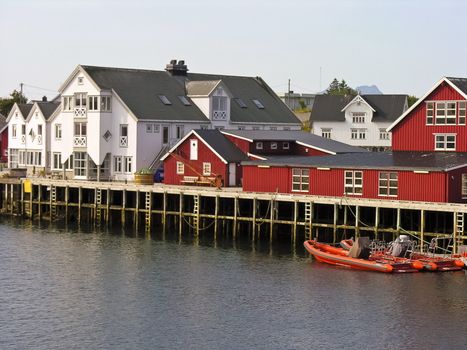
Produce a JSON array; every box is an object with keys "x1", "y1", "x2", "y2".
[{"x1": 182, "y1": 215, "x2": 216, "y2": 231}]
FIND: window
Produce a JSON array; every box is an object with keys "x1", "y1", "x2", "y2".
[
  {"x1": 52, "y1": 153, "x2": 62, "y2": 170},
  {"x1": 351, "y1": 128, "x2": 366, "y2": 140},
  {"x1": 176, "y1": 161, "x2": 184, "y2": 175},
  {"x1": 9, "y1": 149, "x2": 18, "y2": 168},
  {"x1": 379, "y1": 129, "x2": 390, "y2": 140},
  {"x1": 283, "y1": 142, "x2": 290, "y2": 150},
  {"x1": 78, "y1": 77, "x2": 84, "y2": 85},
  {"x1": 237, "y1": 126, "x2": 245, "y2": 130},
  {"x1": 74, "y1": 122, "x2": 87, "y2": 136},
  {"x1": 234, "y1": 98, "x2": 247, "y2": 108},
  {"x1": 256, "y1": 142, "x2": 263, "y2": 150},
  {"x1": 12, "y1": 125, "x2": 17, "y2": 138},
  {"x1": 74, "y1": 152, "x2": 87, "y2": 177},
  {"x1": 426, "y1": 102, "x2": 434, "y2": 125},
  {"x1": 344, "y1": 170, "x2": 363, "y2": 195},
  {"x1": 351, "y1": 112, "x2": 365, "y2": 123},
  {"x1": 64, "y1": 155, "x2": 73, "y2": 170},
  {"x1": 114, "y1": 156, "x2": 122, "y2": 173},
  {"x1": 462, "y1": 174, "x2": 467, "y2": 199},
  {"x1": 212, "y1": 96, "x2": 227, "y2": 111},
  {"x1": 379, "y1": 172, "x2": 398, "y2": 197},
  {"x1": 292, "y1": 168, "x2": 309, "y2": 192},
  {"x1": 55, "y1": 124, "x2": 62, "y2": 140},
  {"x1": 63, "y1": 96, "x2": 73, "y2": 111},
  {"x1": 21, "y1": 125, "x2": 26, "y2": 135},
  {"x1": 202, "y1": 162, "x2": 211, "y2": 176},
  {"x1": 176, "y1": 125, "x2": 184, "y2": 139},
  {"x1": 158, "y1": 95, "x2": 172, "y2": 105},
  {"x1": 162, "y1": 126, "x2": 169, "y2": 144},
  {"x1": 434, "y1": 134, "x2": 456, "y2": 151},
  {"x1": 74, "y1": 93, "x2": 87, "y2": 108},
  {"x1": 37, "y1": 124, "x2": 43, "y2": 136},
  {"x1": 120, "y1": 124, "x2": 128, "y2": 147},
  {"x1": 153, "y1": 124, "x2": 160, "y2": 133},
  {"x1": 146, "y1": 124, "x2": 153, "y2": 133},
  {"x1": 88, "y1": 96, "x2": 99, "y2": 111},
  {"x1": 459, "y1": 102, "x2": 466, "y2": 125},
  {"x1": 101, "y1": 96, "x2": 111, "y2": 111},
  {"x1": 321, "y1": 128, "x2": 331, "y2": 139},
  {"x1": 435, "y1": 101, "x2": 456, "y2": 125},
  {"x1": 271, "y1": 142, "x2": 278, "y2": 150},
  {"x1": 178, "y1": 96, "x2": 191, "y2": 106},
  {"x1": 252, "y1": 99, "x2": 264, "y2": 109},
  {"x1": 124, "y1": 156, "x2": 132, "y2": 173},
  {"x1": 270, "y1": 127, "x2": 277, "y2": 131},
  {"x1": 252, "y1": 126, "x2": 260, "y2": 131}
]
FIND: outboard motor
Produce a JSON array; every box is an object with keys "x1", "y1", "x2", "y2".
[
  {"x1": 390, "y1": 235, "x2": 411, "y2": 257},
  {"x1": 348, "y1": 237, "x2": 371, "y2": 259}
]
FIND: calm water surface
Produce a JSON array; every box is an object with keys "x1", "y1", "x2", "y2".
[{"x1": 0, "y1": 219, "x2": 466, "y2": 350}]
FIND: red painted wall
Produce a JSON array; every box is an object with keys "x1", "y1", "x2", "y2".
[
  {"x1": 164, "y1": 135, "x2": 229, "y2": 186},
  {"x1": 223, "y1": 134, "x2": 250, "y2": 154},
  {"x1": 0, "y1": 128, "x2": 8, "y2": 163},
  {"x1": 392, "y1": 82, "x2": 467, "y2": 151},
  {"x1": 242, "y1": 165, "x2": 466, "y2": 203}
]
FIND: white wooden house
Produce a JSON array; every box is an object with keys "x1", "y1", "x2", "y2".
[
  {"x1": 10, "y1": 60, "x2": 301, "y2": 181},
  {"x1": 310, "y1": 94, "x2": 408, "y2": 151}
]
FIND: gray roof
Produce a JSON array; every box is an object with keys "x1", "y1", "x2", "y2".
[
  {"x1": 243, "y1": 152, "x2": 467, "y2": 172},
  {"x1": 81, "y1": 65, "x2": 301, "y2": 125},
  {"x1": 194, "y1": 129, "x2": 249, "y2": 162},
  {"x1": 311, "y1": 94, "x2": 407, "y2": 122},
  {"x1": 17, "y1": 103, "x2": 33, "y2": 118},
  {"x1": 186, "y1": 80, "x2": 220, "y2": 96},
  {"x1": 0, "y1": 113, "x2": 6, "y2": 131},
  {"x1": 36, "y1": 102, "x2": 60, "y2": 120},
  {"x1": 221, "y1": 130, "x2": 368, "y2": 154},
  {"x1": 447, "y1": 77, "x2": 467, "y2": 95}
]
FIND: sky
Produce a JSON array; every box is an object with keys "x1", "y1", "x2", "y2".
[{"x1": 1, "y1": 0, "x2": 466, "y2": 100}]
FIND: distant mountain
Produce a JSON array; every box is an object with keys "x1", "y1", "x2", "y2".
[{"x1": 356, "y1": 85, "x2": 383, "y2": 95}]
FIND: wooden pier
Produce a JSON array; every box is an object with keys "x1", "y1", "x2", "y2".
[{"x1": 0, "y1": 178, "x2": 466, "y2": 251}]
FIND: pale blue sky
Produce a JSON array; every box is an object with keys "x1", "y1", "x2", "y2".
[{"x1": 1, "y1": 0, "x2": 466, "y2": 100}]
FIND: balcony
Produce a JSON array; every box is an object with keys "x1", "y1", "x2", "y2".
[
  {"x1": 74, "y1": 136, "x2": 87, "y2": 147},
  {"x1": 212, "y1": 110, "x2": 227, "y2": 120},
  {"x1": 74, "y1": 107, "x2": 87, "y2": 118}
]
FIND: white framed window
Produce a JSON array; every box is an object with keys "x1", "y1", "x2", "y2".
[
  {"x1": 101, "y1": 96, "x2": 111, "y2": 112},
  {"x1": 252, "y1": 126, "x2": 260, "y2": 131},
  {"x1": 351, "y1": 112, "x2": 365, "y2": 123},
  {"x1": 321, "y1": 128, "x2": 332, "y2": 139},
  {"x1": 256, "y1": 142, "x2": 263, "y2": 150},
  {"x1": 344, "y1": 170, "x2": 363, "y2": 195},
  {"x1": 271, "y1": 142, "x2": 278, "y2": 150},
  {"x1": 426, "y1": 102, "x2": 434, "y2": 125},
  {"x1": 379, "y1": 129, "x2": 390, "y2": 140},
  {"x1": 74, "y1": 152, "x2": 87, "y2": 177},
  {"x1": 434, "y1": 134, "x2": 456, "y2": 151},
  {"x1": 52, "y1": 153, "x2": 62, "y2": 170},
  {"x1": 77, "y1": 77, "x2": 84, "y2": 85},
  {"x1": 351, "y1": 128, "x2": 367, "y2": 140},
  {"x1": 113, "y1": 156, "x2": 122, "y2": 173},
  {"x1": 21, "y1": 125, "x2": 26, "y2": 135},
  {"x1": 462, "y1": 174, "x2": 467, "y2": 199},
  {"x1": 459, "y1": 101, "x2": 466, "y2": 125},
  {"x1": 88, "y1": 96, "x2": 99, "y2": 111},
  {"x1": 379, "y1": 172, "x2": 398, "y2": 197},
  {"x1": 146, "y1": 124, "x2": 153, "y2": 133},
  {"x1": 120, "y1": 124, "x2": 128, "y2": 147},
  {"x1": 292, "y1": 168, "x2": 309, "y2": 192},
  {"x1": 283, "y1": 142, "x2": 290, "y2": 150},
  {"x1": 9, "y1": 149, "x2": 18, "y2": 168},
  {"x1": 153, "y1": 124, "x2": 160, "y2": 133},
  {"x1": 74, "y1": 93, "x2": 87, "y2": 108},
  {"x1": 64, "y1": 155, "x2": 73, "y2": 170},
  {"x1": 270, "y1": 127, "x2": 277, "y2": 131},
  {"x1": 202, "y1": 162, "x2": 211, "y2": 176},
  {"x1": 63, "y1": 96, "x2": 73, "y2": 111},
  {"x1": 37, "y1": 124, "x2": 43, "y2": 136},
  {"x1": 124, "y1": 156, "x2": 132, "y2": 173},
  {"x1": 435, "y1": 101, "x2": 456, "y2": 125},
  {"x1": 176, "y1": 161, "x2": 184, "y2": 175},
  {"x1": 12, "y1": 125, "x2": 17, "y2": 138},
  {"x1": 18, "y1": 150, "x2": 26, "y2": 165},
  {"x1": 212, "y1": 96, "x2": 228, "y2": 111},
  {"x1": 55, "y1": 124, "x2": 62, "y2": 140},
  {"x1": 176, "y1": 125, "x2": 184, "y2": 139}
]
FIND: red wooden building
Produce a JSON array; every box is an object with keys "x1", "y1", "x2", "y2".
[{"x1": 0, "y1": 114, "x2": 7, "y2": 163}]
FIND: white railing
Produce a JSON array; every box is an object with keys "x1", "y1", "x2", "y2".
[
  {"x1": 74, "y1": 136, "x2": 87, "y2": 147},
  {"x1": 21, "y1": 135, "x2": 25, "y2": 144},
  {"x1": 120, "y1": 136, "x2": 128, "y2": 147},
  {"x1": 212, "y1": 110, "x2": 227, "y2": 120},
  {"x1": 37, "y1": 135, "x2": 42, "y2": 145},
  {"x1": 74, "y1": 107, "x2": 87, "y2": 117}
]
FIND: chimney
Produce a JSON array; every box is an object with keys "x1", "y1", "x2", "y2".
[
  {"x1": 165, "y1": 59, "x2": 188, "y2": 76},
  {"x1": 42, "y1": 96, "x2": 47, "y2": 102}
]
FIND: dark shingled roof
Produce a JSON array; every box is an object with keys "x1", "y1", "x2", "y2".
[
  {"x1": 17, "y1": 103, "x2": 33, "y2": 117},
  {"x1": 194, "y1": 129, "x2": 249, "y2": 162},
  {"x1": 36, "y1": 102, "x2": 60, "y2": 120},
  {"x1": 243, "y1": 152, "x2": 467, "y2": 172},
  {"x1": 311, "y1": 94, "x2": 407, "y2": 122},
  {"x1": 81, "y1": 65, "x2": 301, "y2": 125},
  {"x1": 221, "y1": 130, "x2": 368, "y2": 154},
  {"x1": 447, "y1": 77, "x2": 467, "y2": 95},
  {"x1": 0, "y1": 113, "x2": 6, "y2": 131}
]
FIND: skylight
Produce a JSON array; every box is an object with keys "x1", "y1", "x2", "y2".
[
  {"x1": 252, "y1": 99, "x2": 264, "y2": 109},
  {"x1": 178, "y1": 95, "x2": 191, "y2": 106},
  {"x1": 234, "y1": 98, "x2": 247, "y2": 108},
  {"x1": 158, "y1": 95, "x2": 172, "y2": 105}
]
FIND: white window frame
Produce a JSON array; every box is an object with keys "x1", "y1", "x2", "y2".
[
  {"x1": 176, "y1": 125, "x2": 184, "y2": 139},
  {"x1": 12, "y1": 124, "x2": 17, "y2": 138},
  {"x1": 379, "y1": 172, "x2": 398, "y2": 197},
  {"x1": 55, "y1": 124, "x2": 62, "y2": 140},
  {"x1": 291, "y1": 168, "x2": 309, "y2": 192},
  {"x1": 379, "y1": 129, "x2": 390, "y2": 140},
  {"x1": 256, "y1": 142, "x2": 263, "y2": 150},
  {"x1": 351, "y1": 112, "x2": 365, "y2": 123},
  {"x1": 462, "y1": 174, "x2": 467, "y2": 199},
  {"x1": 88, "y1": 96, "x2": 99, "y2": 111},
  {"x1": 74, "y1": 93, "x2": 87, "y2": 108},
  {"x1": 202, "y1": 162, "x2": 211, "y2": 176},
  {"x1": 123, "y1": 156, "x2": 132, "y2": 174},
  {"x1": 321, "y1": 128, "x2": 331, "y2": 139},
  {"x1": 176, "y1": 161, "x2": 184, "y2": 175},
  {"x1": 114, "y1": 156, "x2": 122, "y2": 173},
  {"x1": 146, "y1": 124, "x2": 153, "y2": 133},
  {"x1": 120, "y1": 124, "x2": 128, "y2": 148},
  {"x1": 434, "y1": 134, "x2": 456, "y2": 151},
  {"x1": 459, "y1": 101, "x2": 466, "y2": 125},
  {"x1": 282, "y1": 142, "x2": 290, "y2": 150},
  {"x1": 52, "y1": 152, "x2": 62, "y2": 170},
  {"x1": 344, "y1": 170, "x2": 363, "y2": 195},
  {"x1": 271, "y1": 142, "x2": 278, "y2": 150},
  {"x1": 426, "y1": 102, "x2": 434, "y2": 125},
  {"x1": 101, "y1": 96, "x2": 111, "y2": 112},
  {"x1": 63, "y1": 96, "x2": 73, "y2": 111}
]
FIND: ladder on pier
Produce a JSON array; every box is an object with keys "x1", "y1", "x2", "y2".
[
  {"x1": 304, "y1": 202, "x2": 313, "y2": 240},
  {"x1": 145, "y1": 192, "x2": 152, "y2": 230},
  {"x1": 50, "y1": 185, "x2": 57, "y2": 221},
  {"x1": 193, "y1": 195, "x2": 200, "y2": 234},
  {"x1": 448, "y1": 212, "x2": 464, "y2": 254},
  {"x1": 95, "y1": 188, "x2": 102, "y2": 225}
]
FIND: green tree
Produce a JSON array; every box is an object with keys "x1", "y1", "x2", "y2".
[
  {"x1": 325, "y1": 78, "x2": 357, "y2": 96},
  {"x1": 0, "y1": 90, "x2": 28, "y2": 116},
  {"x1": 407, "y1": 95, "x2": 418, "y2": 107}
]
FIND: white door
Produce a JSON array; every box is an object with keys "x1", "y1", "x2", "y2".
[
  {"x1": 229, "y1": 163, "x2": 236, "y2": 186},
  {"x1": 190, "y1": 139, "x2": 198, "y2": 160}
]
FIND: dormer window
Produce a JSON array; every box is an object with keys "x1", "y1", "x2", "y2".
[
  {"x1": 352, "y1": 112, "x2": 365, "y2": 123},
  {"x1": 212, "y1": 96, "x2": 228, "y2": 120},
  {"x1": 158, "y1": 95, "x2": 172, "y2": 105}
]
